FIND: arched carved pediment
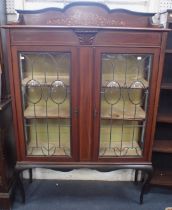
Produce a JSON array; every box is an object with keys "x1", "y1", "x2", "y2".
[{"x1": 17, "y1": 2, "x2": 156, "y2": 28}]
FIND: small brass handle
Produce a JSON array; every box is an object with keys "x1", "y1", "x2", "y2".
[
  {"x1": 74, "y1": 108, "x2": 79, "y2": 116},
  {"x1": 94, "y1": 109, "x2": 98, "y2": 118}
]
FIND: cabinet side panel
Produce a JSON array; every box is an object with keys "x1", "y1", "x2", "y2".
[{"x1": 5, "y1": 30, "x2": 22, "y2": 161}]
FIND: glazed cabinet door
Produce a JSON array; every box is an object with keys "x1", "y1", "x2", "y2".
[
  {"x1": 11, "y1": 46, "x2": 79, "y2": 161},
  {"x1": 93, "y1": 47, "x2": 159, "y2": 162}
]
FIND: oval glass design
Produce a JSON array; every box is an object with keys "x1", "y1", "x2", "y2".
[
  {"x1": 26, "y1": 79, "x2": 42, "y2": 104},
  {"x1": 128, "y1": 81, "x2": 145, "y2": 105},
  {"x1": 104, "y1": 81, "x2": 121, "y2": 105},
  {"x1": 50, "y1": 80, "x2": 67, "y2": 104}
]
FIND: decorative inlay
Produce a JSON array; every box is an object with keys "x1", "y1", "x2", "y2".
[
  {"x1": 74, "y1": 30, "x2": 98, "y2": 45},
  {"x1": 16, "y1": 3, "x2": 155, "y2": 27},
  {"x1": 46, "y1": 13, "x2": 126, "y2": 27}
]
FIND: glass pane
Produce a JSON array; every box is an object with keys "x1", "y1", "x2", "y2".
[
  {"x1": 19, "y1": 52, "x2": 71, "y2": 157},
  {"x1": 100, "y1": 54, "x2": 152, "y2": 157}
]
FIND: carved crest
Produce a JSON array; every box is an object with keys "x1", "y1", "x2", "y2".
[{"x1": 74, "y1": 30, "x2": 98, "y2": 45}]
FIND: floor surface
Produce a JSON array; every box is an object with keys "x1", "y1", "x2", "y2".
[{"x1": 11, "y1": 180, "x2": 172, "y2": 210}]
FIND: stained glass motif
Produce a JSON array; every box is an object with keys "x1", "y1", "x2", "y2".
[
  {"x1": 99, "y1": 54, "x2": 152, "y2": 157},
  {"x1": 19, "y1": 52, "x2": 71, "y2": 156}
]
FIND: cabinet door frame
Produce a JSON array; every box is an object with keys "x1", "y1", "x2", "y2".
[
  {"x1": 11, "y1": 45, "x2": 79, "y2": 162},
  {"x1": 92, "y1": 47, "x2": 160, "y2": 163}
]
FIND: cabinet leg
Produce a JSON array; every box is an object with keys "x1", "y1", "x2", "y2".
[
  {"x1": 16, "y1": 172, "x2": 25, "y2": 204},
  {"x1": 140, "y1": 170, "x2": 152, "y2": 204},
  {"x1": 134, "y1": 170, "x2": 139, "y2": 184},
  {"x1": 29, "y1": 168, "x2": 33, "y2": 183}
]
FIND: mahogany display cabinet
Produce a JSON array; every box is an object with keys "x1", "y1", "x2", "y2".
[{"x1": 2, "y1": 2, "x2": 169, "y2": 204}]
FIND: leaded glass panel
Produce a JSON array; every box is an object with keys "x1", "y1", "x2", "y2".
[
  {"x1": 19, "y1": 52, "x2": 71, "y2": 157},
  {"x1": 99, "y1": 54, "x2": 152, "y2": 157}
]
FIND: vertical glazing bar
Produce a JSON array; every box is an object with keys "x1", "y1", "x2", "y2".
[
  {"x1": 58, "y1": 104, "x2": 61, "y2": 148},
  {"x1": 120, "y1": 96, "x2": 125, "y2": 156},
  {"x1": 136, "y1": 56, "x2": 141, "y2": 80},
  {"x1": 124, "y1": 55, "x2": 128, "y2": 85},
  {"x1": 45, "y1": 100, "x2": 50, "y2": 155},
  {"x1": 33, "y1": 104, "x2": 38, "y2": 148},
  {"x1": 131, "y1": 105, "x2": 137, "y2": 148},
  {"x1": 109, "y1": 104, "x2": 113, "y2": 149},
  {"x1": 119, "y1": 55, "x2": 128, "y2": 155},
  {"x1": 112, "y1": 61, "x2": 115, "y2": 81},
  {"x1": 44, "y1": 59, "x2": 49, "y2": 156}
]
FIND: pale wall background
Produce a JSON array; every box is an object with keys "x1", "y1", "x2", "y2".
[{"x1": 5, "y1": 0, "x2": 172, "y2": 181}]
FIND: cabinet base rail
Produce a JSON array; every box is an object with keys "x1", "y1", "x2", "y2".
[{"x1": 15, "y1": 164, "x2": 153, "y2": 205}]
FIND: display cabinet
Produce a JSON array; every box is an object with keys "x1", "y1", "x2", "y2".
[
  {"x1": 2, "y1": 2, "x2": 168, "y2": 204},
  {"x1": 151, "y1": 10, "x2": 172, "y2": 187}
]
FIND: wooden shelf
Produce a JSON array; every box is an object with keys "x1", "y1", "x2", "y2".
[
  {"x1": 24, "y1": 103, "x2": 145, "y2": 120},
  {"x1": 0, "y1": 98, "x2": 11, "y2": 111},
  {"x1": 151, "y1": 169, "x2": 172, "y2": 187},
  {"x1": 24, "y1": 105, "x2": 70, "y2": 119},
  {"x1": 157, "y1": 113, "x2": 172, "y2": 123},
  {"x1": 102, "y1": 105, "x2": 145, "y2": 121},
  {"x1": 161, "y1": 83, "x2": 172, "y2": 90},
  {"x1": 153, "y1": 140, "x2": 172, "y2": 153}
]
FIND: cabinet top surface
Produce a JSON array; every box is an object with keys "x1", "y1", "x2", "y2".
[
  {"x1": 2, "y1": 2, "x2": 169, "y2": 31},
  {"x1": 2, "y1": 25, "x2": 169, "y2": 32}
]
